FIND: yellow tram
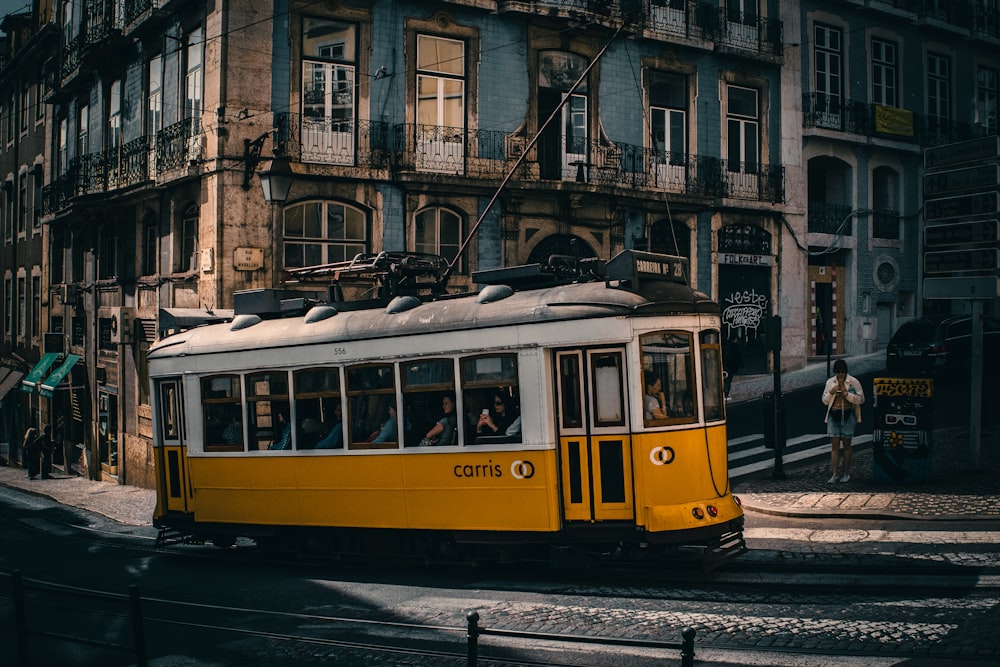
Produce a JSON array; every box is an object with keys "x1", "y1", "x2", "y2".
[{"x1": 149, "y1": 250, "x2": 745, "y2": 566}]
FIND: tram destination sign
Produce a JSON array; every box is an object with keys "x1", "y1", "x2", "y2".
[
  {"x1": 924, "y1": 136, "x2": 1000, "y2": 171},
  {"x1": 924, "y1": 220, "x2": 1000, "y2": 247},
  {"x1": 923, "y1": 247, "x2": 999, "y2": 274},
  {"x1": 924, "y1": 164, "x2": 1000, "y2": 197},
  {"x1": 924, "y1": 191, "x2": 999, "y2": 222}
]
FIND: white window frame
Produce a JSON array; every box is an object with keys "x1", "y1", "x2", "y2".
[
  {"x1": 416, "y1": 34, "x2": 466, "y2": 174},
  {"x1": 814, "y1": 24, "x2": 842, "y2": 126},
  {"x1": 725, "y1": 84, "x2": 760, "y2": 198},
  {"x1": 281, "y1": 200, "x2": 368, "y2": 269},
  {"x1": 872, "y1": 38, "x2": 898, "y2": 107}
]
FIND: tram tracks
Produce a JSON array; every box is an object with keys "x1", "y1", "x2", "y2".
[{"x1": 4, "y1": 498, "x2": 998, "y2": 666}]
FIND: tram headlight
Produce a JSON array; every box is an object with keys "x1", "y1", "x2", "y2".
[
  {"x1": 706, "y1": 505, "x2": 718, "y2": 517},
  {"x1": 691, "y1": 507, "x2": 705, "y2": 520},
  {"x1": 733, "y1": 495, "x2": 742, "y2": 507}
]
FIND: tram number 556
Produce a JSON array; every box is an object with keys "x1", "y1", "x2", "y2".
[{"x1": 649, "y1": 446, "x2": 675, "y2": 466}]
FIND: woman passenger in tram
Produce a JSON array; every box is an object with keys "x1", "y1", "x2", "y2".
[
  {"x1": 421, "y1": 393, "x2": 457, "y2": 446},
  {"x1": 644, "y1": 370, "x2": 668, "y2": 420}
]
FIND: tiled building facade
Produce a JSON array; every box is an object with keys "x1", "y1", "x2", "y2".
[{"x1": 0, "y1": 0, "x2": 996, "y2": 488}]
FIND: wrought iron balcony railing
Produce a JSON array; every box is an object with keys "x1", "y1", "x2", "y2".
[
  {"x1": 43, "y1": 122, "x2": 203, "y2": 214},
  {"x1": 803, "y1": 93, "x2": 922, "y2": 144},
  {"x1": 808, "y1": 202, "x2": 853, "y2": 236},
  {"x1": 695, "y1": 4, "x2": 783, "y2": 57},
  {"x1": 498, "y1": 1, "x2": 781, "y2": 58},
  {"x1": 155, "y1": 118, "x2": 200, "y2": 173},
  {"x1": 274, "y1": 114, "x2": 393, "y2": 170},
  {"x1": 274, "y1": 114, "x2": 784, "y2": 203},
  {"x1": 872, "y1": 209, "x2": 901, "y2": 240}
]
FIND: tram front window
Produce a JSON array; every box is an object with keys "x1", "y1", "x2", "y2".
[{"x1": 640, "y1": 331, "x2": 696, "y2": 426}]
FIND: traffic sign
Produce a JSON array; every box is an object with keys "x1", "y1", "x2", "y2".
[
  {"x1": 924, "y1": 191, "x2": 999, "y2": 221},
  {"x1": 924, "y1": 276, "x2": 1000, "y2": 298},
  {"x1": 923, "y1": 247, "x2": 998, "y2": 274},
  {"x1": 924, "y1": 164, "x2": 999, "y2": 197},
  {"x1": 924, "y1": 136, "x2": 1000, "y2": 171},
  {"x1": 924, "y1": 219, "x2": 999, "y2": 247}
]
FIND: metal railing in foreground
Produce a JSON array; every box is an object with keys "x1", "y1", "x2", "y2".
[{"x1": 466, "y1": 610, "x2": 696, "y2": 667}]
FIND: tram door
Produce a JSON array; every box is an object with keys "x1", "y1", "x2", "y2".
[
  {"x1": 155, "y1": 378, "x2": 190, "y2": 513},
  {"x1": 555, "y1": 348, "x2": 635, "y2": 523}
]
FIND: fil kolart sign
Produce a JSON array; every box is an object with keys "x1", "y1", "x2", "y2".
[{"x1": 234, "y1": 247, "x2": 264, "y2": 271}]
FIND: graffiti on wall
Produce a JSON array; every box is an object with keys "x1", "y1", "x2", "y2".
[{"x1": 722, "y1": 289, "x2": 768, "y2": 334}]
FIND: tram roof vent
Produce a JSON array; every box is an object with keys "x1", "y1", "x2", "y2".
[
  {"x1": 385, "y1": 295, "x2": 421, "y2": 314},
  {"x1": 304, "y1": 305, "x2": 338, "y2": 323},
  {"x1": 476, "y1": 284, "x2": 514, "y2": 304}
]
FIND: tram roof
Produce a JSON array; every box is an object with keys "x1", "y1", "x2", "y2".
[{"x1": 149, "y1": 251, "x2": 718, "y2": 361}]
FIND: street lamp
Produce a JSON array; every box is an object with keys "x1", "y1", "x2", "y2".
[{"x1": 257, "y1": 155, "x2": 294, "y2": 204}]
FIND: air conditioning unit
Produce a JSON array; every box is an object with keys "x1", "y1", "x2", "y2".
[{"x1": 108, "y1": 307, "x2": 134, "y2": 345}]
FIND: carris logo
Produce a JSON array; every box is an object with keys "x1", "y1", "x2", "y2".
[
  {"x1": 649, "y1": 446, "x2": 675, "y2": 466},
  {"x1": 511, "y1": 460, "x2": 535, "y2": 479}
]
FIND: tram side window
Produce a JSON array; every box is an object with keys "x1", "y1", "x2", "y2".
[
  {"x1": 247, "y1": 371, "x2": 292, "y2": 451},
  {"x1": 294, "y1": 368, "x2": 343, "y2": 449},
  {"x1": 640, "y1": 331, "x2": 696, "y2": 427},
  {"x1": 701, "y1": 330, "x2": 725, "y2": 422},
  {"x1": 201, "y1": 375, "x2": 243, "y2": 452},
  {"x1": 402, "y1": 359, "x2": 457, "y2": 447},
  {"x1": 461, "y1": 354, "x2": 522, "y2": 444},
  {"x1": 346, "y1": 364, "x2": 398, "y2": 449}
]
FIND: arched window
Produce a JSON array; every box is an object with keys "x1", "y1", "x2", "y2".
[
  {"x1": 415, "y1": 207, "x2": 464, "y2": 273},
  {"x1": 282, "y1": 200, "x2": 368, "y2": 268}
]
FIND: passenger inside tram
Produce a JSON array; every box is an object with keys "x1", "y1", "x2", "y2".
[
  {"x1": 314, "y1": 402, "x2": 344, "y2": 449},
  {"x1": 474, "y1": 389, "x2": 521, "y2": 444},
  {"x1": 421, "y1": 394, "x2": 458, "y2": 446},
  {"x1": 644, "y1": 370, "x2": 668, "y2": 420}
]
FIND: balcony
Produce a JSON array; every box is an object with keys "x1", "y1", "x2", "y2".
[
  {"x1": 696, "y1": 4, "x2": 783, "y2": 60},
  {"x1": 802, "y1": 93, "x2": 922, "y2": 145},
  {"x1": 808, "y1": 202, "x2": 853, "y2": 236},
  {"x1": 496, "y1": 1, "x2": 781, "y2": 61},
  {"x1": 275, "y1": 113, "x2": 784, "y2": 203},
  {"x1": 42, "y1": 121, "x2": 203, "y2": 215}
]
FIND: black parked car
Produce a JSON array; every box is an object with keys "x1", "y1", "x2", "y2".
[{"x1": 885, "y1": 315, "x2": 1000, "y2": 378}]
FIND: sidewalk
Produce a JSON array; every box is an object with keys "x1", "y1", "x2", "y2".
[
  {"x1": 734, "y1": 424, "x2": 1000, "y2": 520},
  {"x1": 0, "y1": 351, "x2": 997, "y2": 526},
  {"x1": 729, "y1": 352, "x2": 1000, "y2": 521}
]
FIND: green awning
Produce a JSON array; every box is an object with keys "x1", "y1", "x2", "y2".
[
  {"x1": 39, "y1": 354, "x2": 81, "y2": 398},
  {"x1": 21, "y1": 352, "x2": 61, "y2": 393}
]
